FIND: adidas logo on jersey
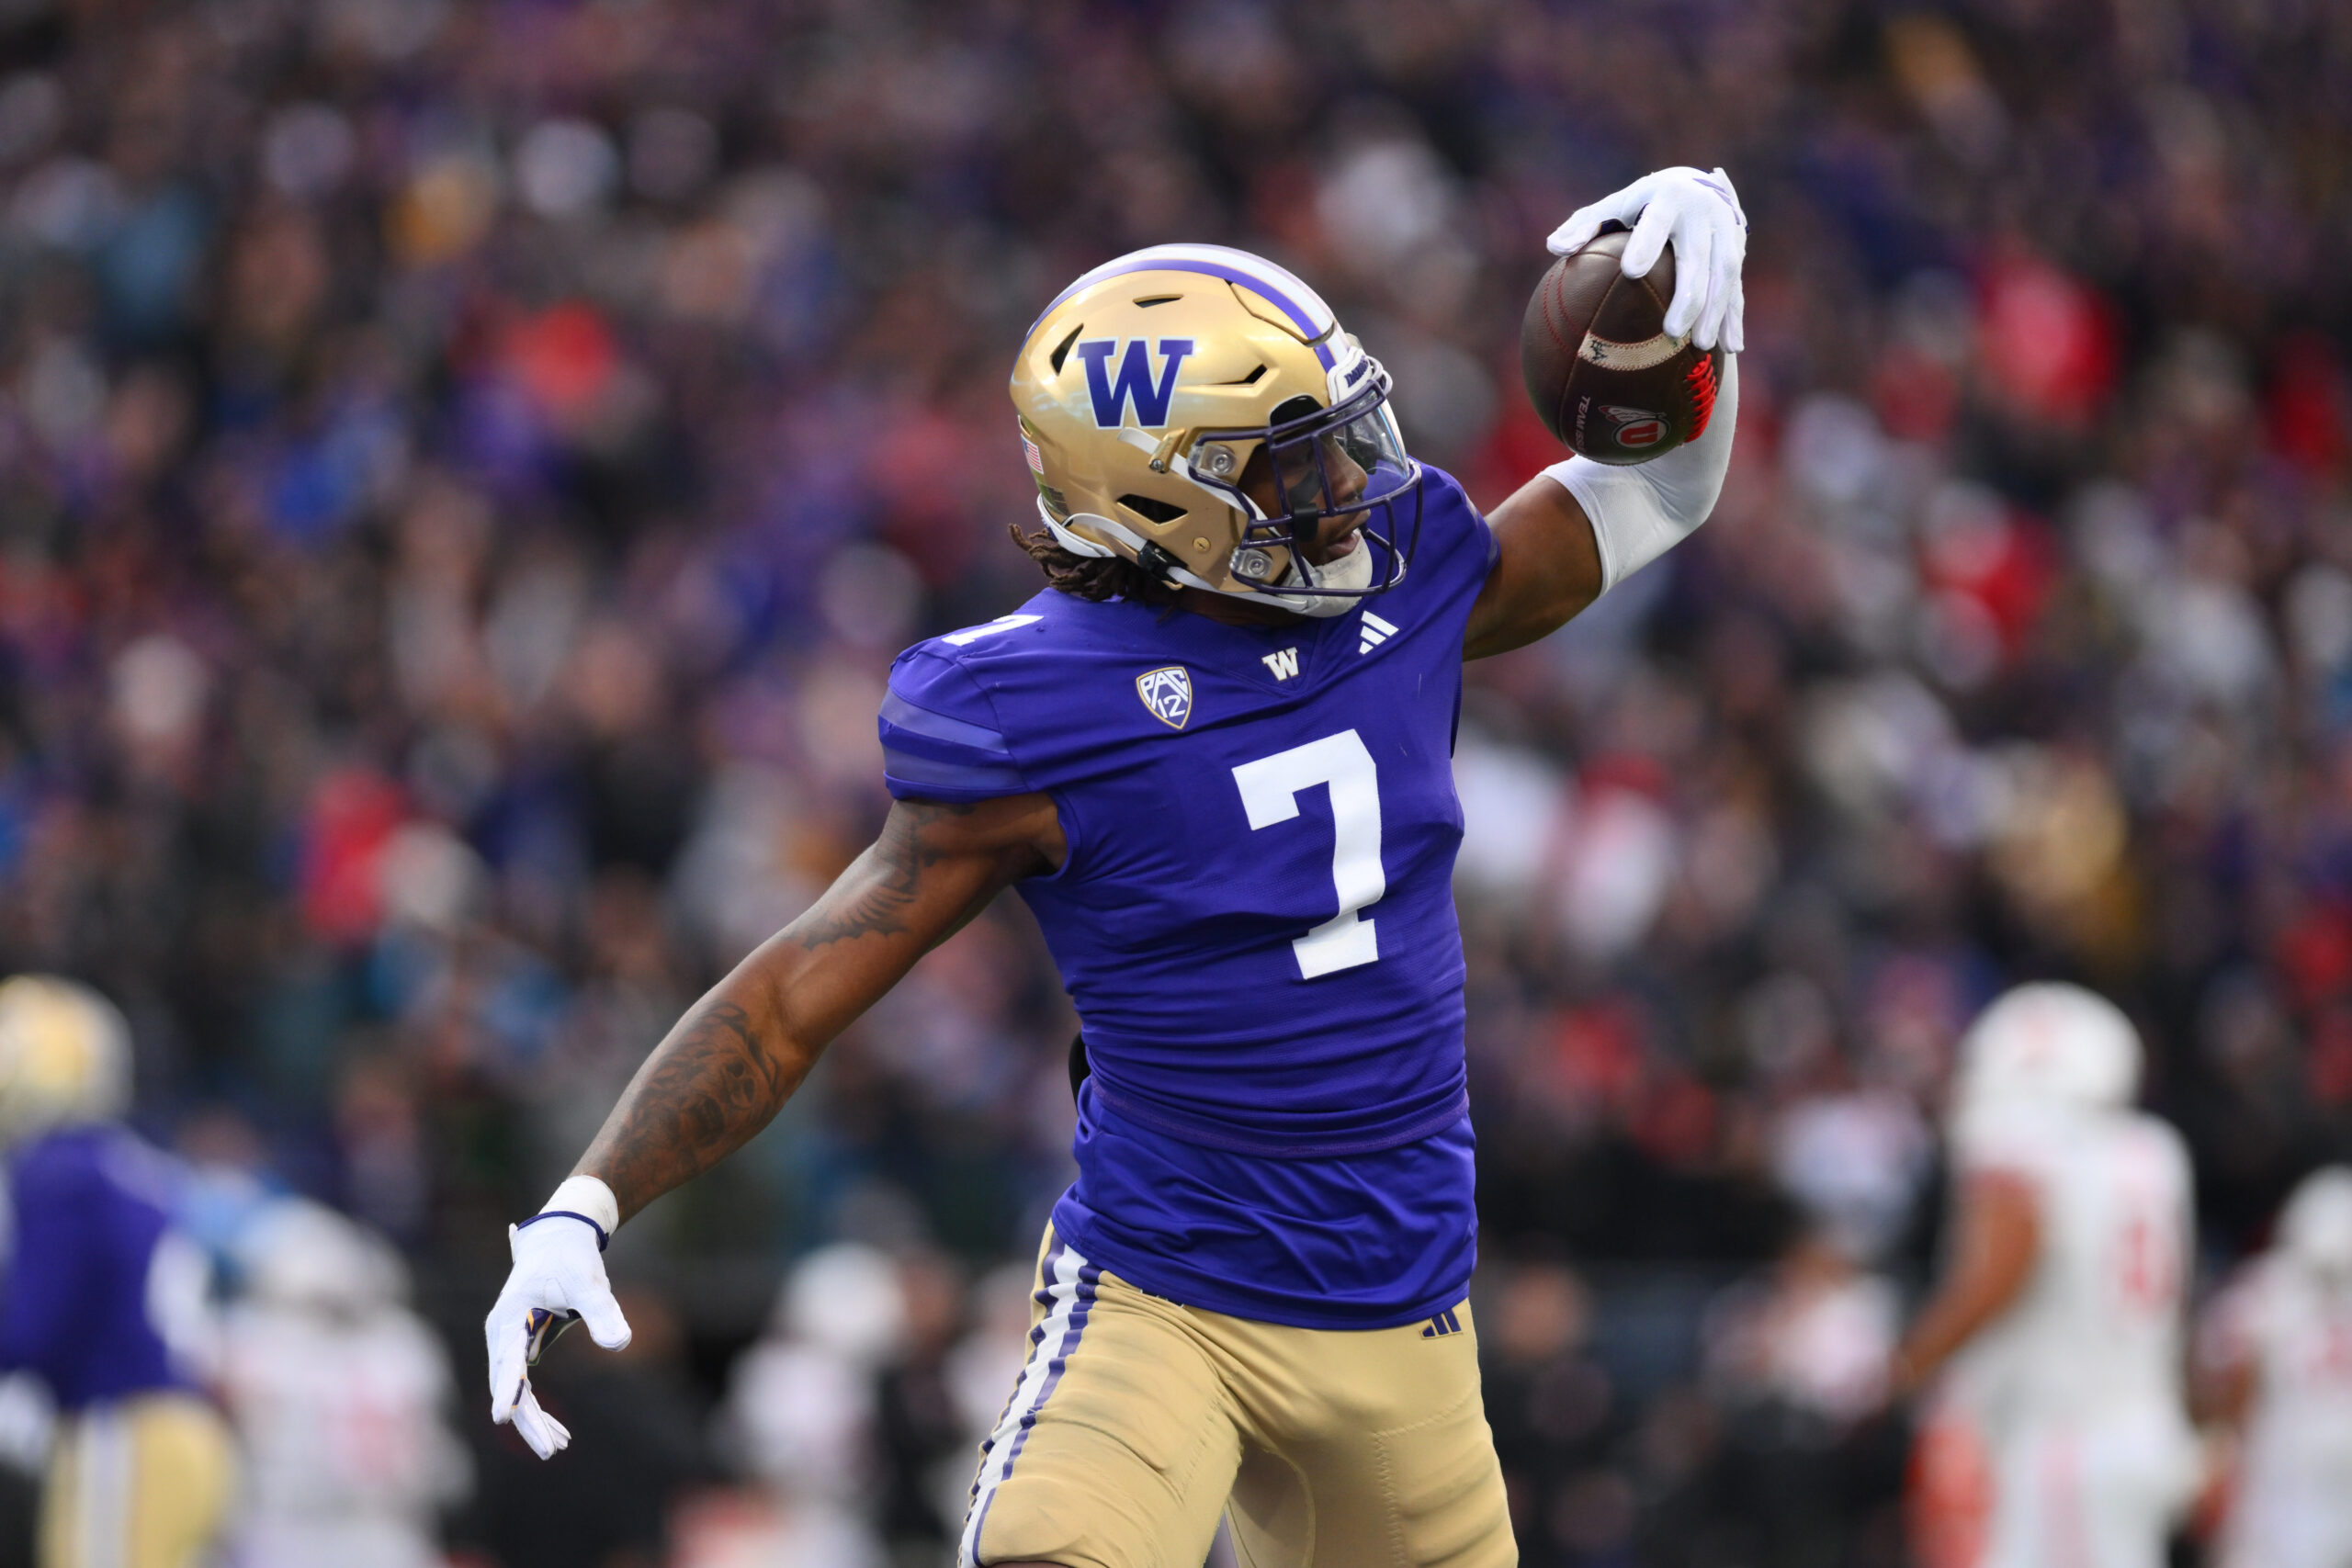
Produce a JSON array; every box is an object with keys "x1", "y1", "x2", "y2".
[
  {"x1": 1359, "y1": 611, "x2": 1398, "y2": 655},
  {"x1": 1261, "y1": 648, "x2": 1300, "y2": 681}
]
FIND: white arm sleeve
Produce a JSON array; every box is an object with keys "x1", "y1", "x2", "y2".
[{"x1": 1543, "y1": 355, "x2": 1738, "y2": 596}]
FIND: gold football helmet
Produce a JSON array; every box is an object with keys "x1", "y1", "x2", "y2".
[
  {"x1": 1010, "y1": 244, "x2": 1422, "y2": 613},
  {"x1": 0, "y1": 973, "x2": 131, "y2": 1144}
]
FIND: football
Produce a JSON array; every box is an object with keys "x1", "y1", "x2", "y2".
[{"x1": 1521, "y1": 228, "x2": 1725, "y2": 464}]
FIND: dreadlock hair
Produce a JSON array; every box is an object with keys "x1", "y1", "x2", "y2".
[{"x1": 1008, "y1": 520, "x2": 1181, "y2": 606}]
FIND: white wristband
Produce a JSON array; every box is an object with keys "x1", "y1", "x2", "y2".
[
  {"x1": 1544, "y1": 354, "x2": 1738, "y2": 596},
  {"x1": 542, "y1": 1175, "x2": 621, "y2": 1238}
]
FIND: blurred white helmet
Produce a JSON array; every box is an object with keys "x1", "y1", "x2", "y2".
[
  {"x1": 239, "y1": 1198, "x2": 408, "y2": 1315},
  {"x1": 1951, "y1": 982, "x2": 2142, "y2": 1125},
  {"x1": 0, "y1": 975, "x2": 131, "y2": 1145},
  {"x1": 775, "y1": 1243, "x2": 907, "y2": 1368},
  {"x1": 2279, "y1": 1168, "x2": 2352, "y2": 1279}
]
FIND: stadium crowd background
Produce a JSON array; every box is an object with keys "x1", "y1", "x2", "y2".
[{"x1": 0, "y1": 0, "x2": 2346, "y2": 1563}]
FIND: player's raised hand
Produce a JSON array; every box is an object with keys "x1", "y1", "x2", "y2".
[
  {"x1": 484, "y1": 1187, "x2": 632, "y2": 1461},
  {"x1": 1547, "y1": 165, "x2": 1747, "y2": 353}
]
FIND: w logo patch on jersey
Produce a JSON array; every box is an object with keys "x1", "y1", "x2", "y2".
[
  {"x1": 1076, "y1": 338, "x2": 1194, "y2": 428},
  {"x1": 1136, "y1": 666, "x2": 1193, "y2": 729}
]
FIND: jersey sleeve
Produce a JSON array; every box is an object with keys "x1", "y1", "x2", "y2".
[
  {"x1": 877, "y1": 648, "x2": 1035, "y2": 802},
  {"x1": 1417, "y1": 466, "x2": 1499, "y2": 607},
  {"x1": 1468, "y1": 478, "x2": 1500, "y2": 574}
]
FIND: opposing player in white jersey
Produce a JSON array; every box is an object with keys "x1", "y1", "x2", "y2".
[
  {"x1": 2201, "y1": 1167, "x2": 2352, "y2": 1568},
  {"x1": 1892, "y1": 983, "x2": 2201, "y2": 1568},
  {"x1": 220, "y1": 1200, "x2": 470, "y2": 1568}
]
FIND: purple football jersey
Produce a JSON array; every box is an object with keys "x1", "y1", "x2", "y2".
[
  {"x1": 0, "y1": 1126, "x2": 202, "y2": 1408},
  {"x1": 878, "y1": 467, "x2": 1497, "y2": 1326}
]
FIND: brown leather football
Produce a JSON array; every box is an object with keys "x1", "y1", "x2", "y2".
[{"x1": 1520, "y1": 229, "x2": 1725, "y2": 465}]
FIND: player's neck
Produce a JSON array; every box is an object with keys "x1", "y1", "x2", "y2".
[{"x1": 1175, "y1": 586, "x2": 1309, "y2": 629}]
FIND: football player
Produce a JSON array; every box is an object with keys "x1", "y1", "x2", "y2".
[
  {"x1": 220, "y1": 1199, "x2": 470, "y2": 1568},
  {"x1": 2200, "y1": 1167, "x2": 2352, "y2": 1568},
  {"x1": 1892, "y1": 984, "x2": 2201, "y2": 1568},
  {"x1": 0, "y1": 976, "x2": 234, "y2": 1568},
  {"x1": 487, "y1": 164, "x2": 1747, "y2": 1568}
]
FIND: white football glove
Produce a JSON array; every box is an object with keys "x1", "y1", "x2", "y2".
[
  {"x1": 1548, "y1": 165, "x2": 1747, "y2": 353},
  {"x1": 484, "y1": 1178, "x2": 631, "y2": 1460}
]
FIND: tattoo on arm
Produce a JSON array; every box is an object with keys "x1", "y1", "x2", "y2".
[
  {"x1": 580, "y1": 999, "x2": 797, "y2": 1220},
  {"x1": 790, "y1": 799, "x2": 977, "y2": 951}
]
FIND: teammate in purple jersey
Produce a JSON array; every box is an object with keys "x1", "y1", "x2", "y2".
[
  {"x1": 0, "y1": 975, "x2": 236, "y2": 1568},
  {"x1": 489, "y1": 166, "x2": 1747, "y2": 1568}
]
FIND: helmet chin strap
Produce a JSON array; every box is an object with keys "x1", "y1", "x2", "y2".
[
  {"x1": 1261, "y1": 537, "x2": 1375, "y2": 616},
  {"x1": 1040, "y1": 496, "x2": 1376, "y2": 612}
]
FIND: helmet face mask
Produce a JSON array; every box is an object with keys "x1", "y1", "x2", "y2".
[
  {"x1": 1195, "y1": 373, "x2": 1423, "y2": 603},
  {"x1": 1011, "y1": 243, "x2": 1425, "y2": 612}
]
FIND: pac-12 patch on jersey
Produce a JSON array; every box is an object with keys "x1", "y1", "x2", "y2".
[{"x1": 1135, "y1": 666, "x2": 1192, "y2": 729}]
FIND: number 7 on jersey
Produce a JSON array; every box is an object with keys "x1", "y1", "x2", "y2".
[{"x1": 1231, "y1": 730, "x2": 1385, "y2": 979}]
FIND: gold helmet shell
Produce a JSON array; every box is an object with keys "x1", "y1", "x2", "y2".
[
  {"x1": 1010, "y1": 244, "x2": 1421, "y2": 606},
  {"x1": 0, "y1": 974, "x2": 131, "y2": 1145}
]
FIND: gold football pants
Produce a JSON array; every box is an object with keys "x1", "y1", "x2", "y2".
[
  {"x1": 959, "y1": 1224, "x2": 1515, "y2": 1568},
  {"x1": 40, "y1": 1393, "x2": 235, "y2": 1568}
]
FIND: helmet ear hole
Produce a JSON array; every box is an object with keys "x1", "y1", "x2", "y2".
[
  {"x1": 1270, "y1": 394, "x2": 1320, "y2": 425},
  {"x1": 1117, "y1": 494, "x2": 1186, "y2": 524}
]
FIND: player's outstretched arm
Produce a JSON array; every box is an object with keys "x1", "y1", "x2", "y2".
[
  {"x1": 582, "y1": 791, "x2": 1063, "y2": 1220},
  {"x1": 1467, "y1": 164, "x2": 1746, "y2": 660},
  {"x1": 487, "y1": 790, "x2": 1061, "y2": 1457}
]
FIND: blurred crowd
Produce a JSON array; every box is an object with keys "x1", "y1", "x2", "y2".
[{"x1": 0, "y1": 0, "x2": 2346, "y2": 1562}]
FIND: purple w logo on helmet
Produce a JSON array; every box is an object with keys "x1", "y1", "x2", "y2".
[{"x1": 1075, "y1": 338, "x2": 1194, "y2": 429}]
